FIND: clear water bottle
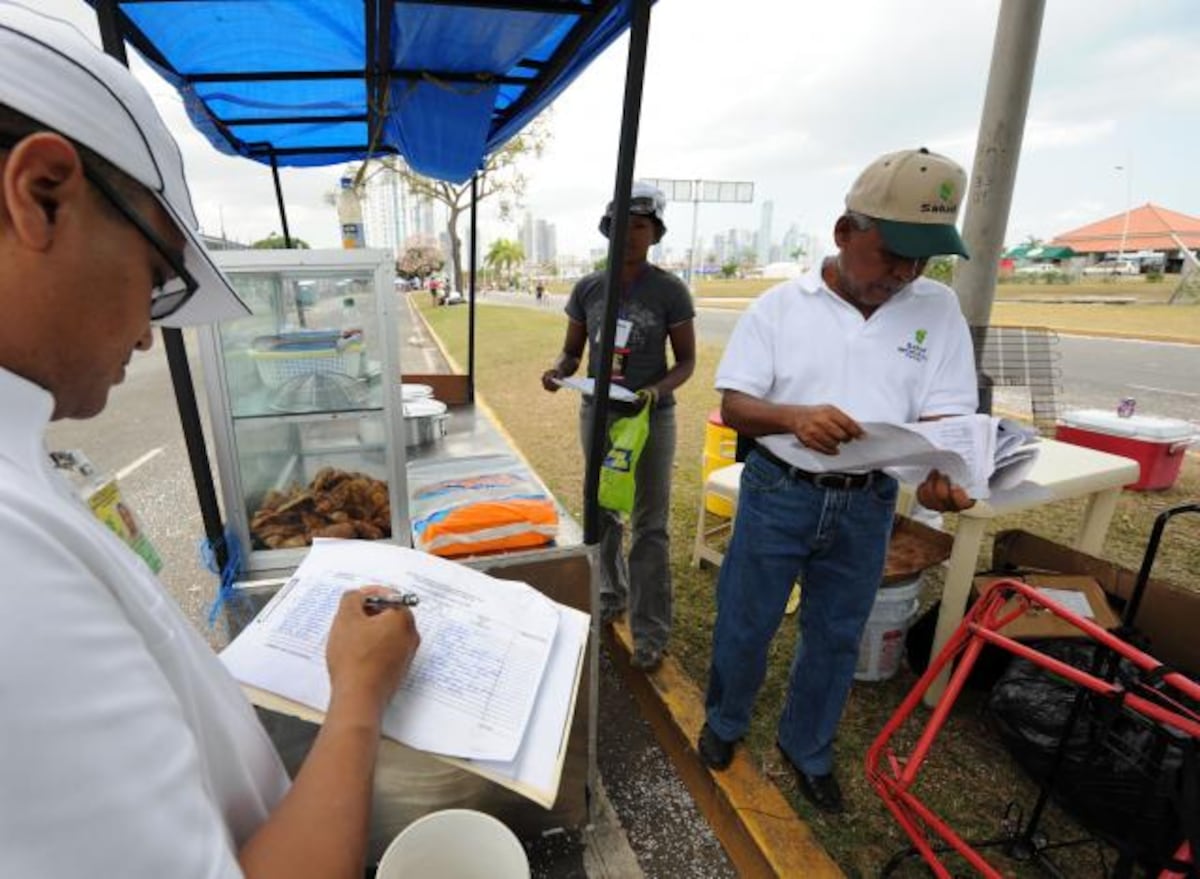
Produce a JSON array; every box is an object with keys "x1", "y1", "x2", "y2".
[
  {"x1": 340, "y1": 296, "x2": 367, "y2": 376},
  {"x1": 337, "y1": 175, "x2": 364, "y2": 249},
  {"x1": 340, "y1": 296, "x2": 364, "y2": 339}
]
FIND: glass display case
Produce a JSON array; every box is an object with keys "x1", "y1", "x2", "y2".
[{"x1": 199, "y1": 249, "x2": 407, "y2": 575}]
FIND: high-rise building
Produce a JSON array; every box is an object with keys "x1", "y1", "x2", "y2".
[
  {"x1": 782, "y1": 223, "x2": 801, "y2": 259},
  {"x1": 520, "y1": 212, "x2": 535, "y2": 264},
  {"x1": 712, "y1": 232, "x2": 727, "y2": 267},
  {"x1": 535, "y1": 218, "x2": 557, "y2": 266},
  {"x1": 418, "y1": 197, "x2": 437, "y2": 240},
  {"x1": 758, "y1": 200, "x2": 774, "y2": 267},
  {"x1": 355, "y1": 161, "x2": 409, "y2": 255}
]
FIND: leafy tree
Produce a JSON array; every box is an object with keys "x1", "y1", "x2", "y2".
[
  {"x1": 924, "y1": 256, "x2": 955, "y2": 284},
  {"x1": 348, "y1": 114, "x2": 550, "y2": 294},
  {"x1": 737, "y1": 246, "x2": 758, "y2": 273},
  {"x1": 396, "y1": 238, "x2": 444, "y2": 282},
  {"x1": 720, "y1": 260, "x2": 739, "y2": 279},
  {"x1": 592, "y1": 257, "x2": 607, "y2": 273},
  {"x1": 485, "y1": 238, "x2": 525, "y2": 287},
  {"x1": 252, "y1": 232, "x2": 310, "y2": 249}
]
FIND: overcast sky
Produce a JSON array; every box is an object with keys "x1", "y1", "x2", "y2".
[{"x1": 38, "y1": 0, "x2": 1200, "y2": 261}]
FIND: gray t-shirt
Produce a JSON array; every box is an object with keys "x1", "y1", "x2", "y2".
[{"x1": 565, "y1": 264, "x2": 694, "y2": 408}]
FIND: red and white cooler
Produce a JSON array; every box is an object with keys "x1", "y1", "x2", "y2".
[{"x1": 1055, "y1": 409, "x2": 1197, "y2": 491}]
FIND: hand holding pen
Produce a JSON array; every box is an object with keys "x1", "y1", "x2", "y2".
[
  {"x1": 363, "y1": 592, "x2": 420, "y2": 614},
  {"x1": 326, "y1": 589, "x2": 421, "y2": 713}
]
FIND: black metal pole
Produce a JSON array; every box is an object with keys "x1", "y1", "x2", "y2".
[
  {"x1": 96, "y1": 0, "x2": 229, "y2": 570},
  {"x1": 269, "y1": 152, "x2": 293, "y2": 247},
  {"x1": 468, "y1": 174, "x2": 479, "y2": 402},
  {"x1": 1126, "y1": 504, "x2": 1200, "y2": 628},
  {"x1": 583, "y1": 0, "x2": 652, "y2": 545}
]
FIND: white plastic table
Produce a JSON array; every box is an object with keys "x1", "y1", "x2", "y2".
[{"x1": 923, "y1": 437, "x2": 1140, "y2": 706}]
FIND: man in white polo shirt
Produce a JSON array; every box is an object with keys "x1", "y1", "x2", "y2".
[
  {"x1": 0, "y1": 6, "x2": 418, "y2": 877},
  {"x1": 697, "y1": 148, "x2": 978, "y2": 813}
]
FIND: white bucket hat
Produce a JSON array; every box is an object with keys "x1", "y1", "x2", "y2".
[
  {"x1": 599, "y1": 180, "x2": 668, "y2": 240},
  {"x1": 0, "y1": 2, "x2": 249, "y2": 327}
]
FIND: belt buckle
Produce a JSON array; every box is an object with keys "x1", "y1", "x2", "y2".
[
  {"x1": 814, "y1": 472, "x2": 868, "y2": 491},
  {"x1": 813, "y1": 472, "x2": 847, "y2": 490}
]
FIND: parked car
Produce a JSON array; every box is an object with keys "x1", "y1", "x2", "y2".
[
  {"x1": 1014, "y1": 262, "x2": 1061, "y2": 276},
  {"x1": 1082, "y1": 259, "x2": 1138, "y2": 277}
]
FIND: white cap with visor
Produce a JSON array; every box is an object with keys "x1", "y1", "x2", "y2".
[{"x1": 0, "y1": 2, "x2": 249, "y2": 327}]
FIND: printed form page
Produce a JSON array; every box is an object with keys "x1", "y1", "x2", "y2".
[{"x1": 221, "y1": 539, "x2": 559, "y2": 762}]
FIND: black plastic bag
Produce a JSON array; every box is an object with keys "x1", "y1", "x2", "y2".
[{"x1": 987, "y1": 639, "x2": 1198, "y2": 874}]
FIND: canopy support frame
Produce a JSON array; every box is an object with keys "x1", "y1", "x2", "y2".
[
  {"x1": 583, "y1": 0, "x2": 653, "y2": 545},
  {"x1": 96, "y1": 0, "x2": 229, "y2": 571}
]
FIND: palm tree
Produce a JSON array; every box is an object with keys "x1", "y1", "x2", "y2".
[{"x1": 486, "y1": 238, "x2": 525, "y2": 288}]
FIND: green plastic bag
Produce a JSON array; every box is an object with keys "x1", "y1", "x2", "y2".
[{"x1": 598, "y1": 403, "x2": 652, "y2": 515}]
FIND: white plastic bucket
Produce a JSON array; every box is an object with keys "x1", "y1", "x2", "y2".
[
  {"x1": 376, "y1": 809, "x2": 530, "y2": 879},
  {"x1": 855, "y1": 577, "x2": 922, "y2": 682}
]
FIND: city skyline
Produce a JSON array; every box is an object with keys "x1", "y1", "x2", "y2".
[{"x1": 39, "y1": 0, "x2": 1200, "y2": 269}]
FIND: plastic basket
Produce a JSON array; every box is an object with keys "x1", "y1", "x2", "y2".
[{"x1": 249, "y1": 340, "x2": 364, "y2": 388}]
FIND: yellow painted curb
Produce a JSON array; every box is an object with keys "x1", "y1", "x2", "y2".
[{"x1": 606, "y1": 621, "x2": 844, "y2": 878}]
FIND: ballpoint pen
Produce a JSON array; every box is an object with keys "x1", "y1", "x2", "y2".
[{"x1": 363, "y1": 592, "x2": 420, "y2": 612}]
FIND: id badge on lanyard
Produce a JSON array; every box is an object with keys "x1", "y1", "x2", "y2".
[
  {"x1": 612, "y1": 316, "x2": 633, "y2": 380},
  {"x1": 50, "y1": 449, "x2": 164, "y2": 573}
]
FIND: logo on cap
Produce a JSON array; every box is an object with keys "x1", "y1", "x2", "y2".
[{"x1": 921, "y1": 180, "x2": 959, "y2": 215}]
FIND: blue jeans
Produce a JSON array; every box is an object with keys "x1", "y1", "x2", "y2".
[{"x1": 704, "y1": 448, "x2": 898, "y2": 774}]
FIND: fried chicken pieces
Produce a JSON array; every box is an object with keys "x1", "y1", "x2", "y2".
[{"x1": 251, "y1": 467, "x2": 390, "y2": 549}]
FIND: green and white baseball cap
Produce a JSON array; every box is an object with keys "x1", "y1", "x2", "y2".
[{"x1": 845, "y1": 147, "x2": 970, "y2": 260}]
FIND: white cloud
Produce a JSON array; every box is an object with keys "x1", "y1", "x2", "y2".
[{"x1": 29, "y1": 0, "x2": 1200, "y2": 258}]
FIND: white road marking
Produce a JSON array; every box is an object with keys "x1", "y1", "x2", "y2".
[
  {"x1": 1057, "y1": 333, "x2": 1199, "y2": 350},
  {"x1": 1128, "y1": 384, "x2": 1200, "y2": 399},
  {"x1": 116, "y1": 447, "x2": 164, "y2": 481}
]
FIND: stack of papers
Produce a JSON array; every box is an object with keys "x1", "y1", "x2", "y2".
[
  {"x1": 552, "y1": 376, "x2": 639, "y2": 403},
  {"x1": 220, "y1": 539, "x2": 589, "y2": 807},
  {"x1": 759, "y1": 414, "x2": 1040, "y2": 499}
]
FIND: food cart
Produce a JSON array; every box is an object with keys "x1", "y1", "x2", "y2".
[{"x1": 87, "y1": 0, "x2": 658, "y2": 857}]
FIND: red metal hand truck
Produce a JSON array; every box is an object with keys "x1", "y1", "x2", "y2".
[{"x1": 866, "y1": 575, "x2": 1200, "y2": 878}]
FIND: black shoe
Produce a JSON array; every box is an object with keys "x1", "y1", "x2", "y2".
[
  {"x1": 599, "y1": 603, "x2": 625, "y2": 626},
  {"x1": 630, "y1": 645, "x2": 663, "y2": 672},
  {"x1": 698, "y1": 723, "x2": 736, "y2": 770},
  {"x1": 776, "y1": 742, "x2": 844, "y2": 813}
]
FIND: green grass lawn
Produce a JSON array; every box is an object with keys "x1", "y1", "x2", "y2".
[{"x1": 418, "y1": 298, "x2": 1198, "y2": 877}]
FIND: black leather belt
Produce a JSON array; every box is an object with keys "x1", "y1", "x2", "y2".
[{"x1": 753, "y1": 443, "x2": 879, "y2": 491}]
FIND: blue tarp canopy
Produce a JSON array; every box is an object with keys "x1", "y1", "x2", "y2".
[{"x1": 87, "y1": 0, "x2": 648, "y2": 182}]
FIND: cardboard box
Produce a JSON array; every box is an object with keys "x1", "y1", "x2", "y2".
[
  {"x1": 992, "y1": 529, "x2": 1200, "y2": 678},
  {"x1": 884, "y1": 514, "x2": 953, "y2": 584},
  {"x1": 971, "y1": 573, "x2": 1121, "y2": 641}
]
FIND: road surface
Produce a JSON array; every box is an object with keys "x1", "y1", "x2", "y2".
[{"x1": 492, "y1": 291, "x2": 1200, "y2": 423}]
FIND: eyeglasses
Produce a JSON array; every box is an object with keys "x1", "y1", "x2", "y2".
[
  {"x1": 0, "y1": 132, "x2": 198, "y2": 321},
  {"x1": 82, "y1": 167, "x2": 198, "y2": 321}
]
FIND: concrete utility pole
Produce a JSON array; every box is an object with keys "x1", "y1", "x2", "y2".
[{"x1": 953, "y1": 0, "x2": 1046, "y2": 328}]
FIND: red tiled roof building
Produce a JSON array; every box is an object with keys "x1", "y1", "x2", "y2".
[{"x1": 1051, "y1": 204, "x2": 1200, "y2": 271}]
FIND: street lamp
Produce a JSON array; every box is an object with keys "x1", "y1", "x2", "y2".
[{"x1": 1114, "y1": 160, "x2": 1133, "y2": 260}]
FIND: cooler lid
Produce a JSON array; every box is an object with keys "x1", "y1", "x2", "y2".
[{"x1": 1060, "y1": 408, "x2": 1197, "y2": 440}]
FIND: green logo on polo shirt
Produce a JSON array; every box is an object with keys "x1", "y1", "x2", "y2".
[{"x1": 898, "y1": 328, "x2": 929, "y2": 363}]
